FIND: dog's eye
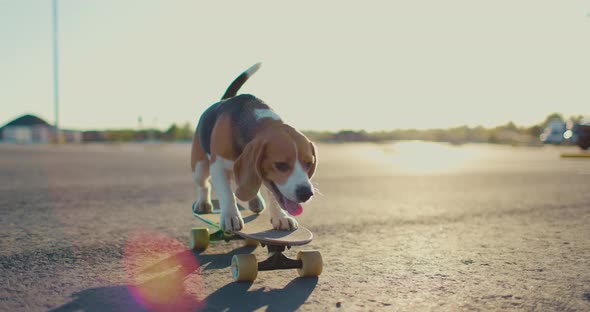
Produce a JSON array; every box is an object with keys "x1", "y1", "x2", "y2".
[
  {"x1": 305, "y1": 162, "x2": 313, "y2": 170},
  {"x1": 274, "y1": 162, "x2": 290, "y2": 172}
]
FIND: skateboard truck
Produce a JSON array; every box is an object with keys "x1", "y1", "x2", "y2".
[{"x1": 257, "y1": 245, "x2": 302, "y2": 271}]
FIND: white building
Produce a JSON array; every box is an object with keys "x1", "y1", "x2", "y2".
[
  {"x1": 2, "y1": 125, "x2": 52, "y2": 144},
  {"x1": 1, "y1": 114, "x2": 81, "y2": 144}
]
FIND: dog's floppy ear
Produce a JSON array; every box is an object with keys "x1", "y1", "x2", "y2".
[
  {"x1": 234, "y1": 138, "x2": 266, "y2": 201},
  {"x1": 308, "y1": 142, "x2": 318, "y2": 178}
]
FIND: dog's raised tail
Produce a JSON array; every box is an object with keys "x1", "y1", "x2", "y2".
[{"x1": 221, "y1": 63, "x2": 262, "y2": 100}]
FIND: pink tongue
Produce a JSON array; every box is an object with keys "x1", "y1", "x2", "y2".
[{"x1": 283, "y1": 198, "x2": 303, "y2": 216}]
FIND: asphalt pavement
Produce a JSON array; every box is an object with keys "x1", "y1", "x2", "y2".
[{"x1": 1, "y1": 142, "x2": 589, "y2": 311}]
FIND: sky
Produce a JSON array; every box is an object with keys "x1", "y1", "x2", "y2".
[{"x1": 1, "y1": 1, "x2": 589, "y2": 131}]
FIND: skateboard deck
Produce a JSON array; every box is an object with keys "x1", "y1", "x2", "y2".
[{"x1": 193, "y1": 200, "x2": 313, "y2": 246}]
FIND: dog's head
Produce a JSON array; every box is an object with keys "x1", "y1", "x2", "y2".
[{"x1": 234, "y1": 125, "x2": 317, "y2": 216}]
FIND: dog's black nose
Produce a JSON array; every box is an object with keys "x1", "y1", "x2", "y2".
[{"x1": 296, "y1": 185, "x2": 314, "y2": 202}]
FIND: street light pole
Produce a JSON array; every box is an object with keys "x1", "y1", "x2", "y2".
[{"x1": 52, "y1": 0, "x2": 60, "y2": 143}]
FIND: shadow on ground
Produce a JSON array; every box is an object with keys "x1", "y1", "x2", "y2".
[
  {"x1": 202, "y1": 277, "x2": 317, "y2": 311},
  {"x1": 50, "y1": 246, "x2": 317, "y2": 312},
  {"x1": 49, "y1": 285, "x2": 148, "y2": 312}
]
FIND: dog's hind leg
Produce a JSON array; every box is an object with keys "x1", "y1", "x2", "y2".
[
  {"x1": 192, "y1": 160, "x2": 213, "y2": 213},
  {"x1": 191, "y1": 132, "x2": 213, "y2": 213},
  {"x1": 248, "y1": 191, "x2": 266, "y2": 214}
]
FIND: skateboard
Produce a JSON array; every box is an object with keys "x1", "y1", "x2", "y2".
[{"x1": 190, "y1": 200, "x2": 323, "y2": 282}]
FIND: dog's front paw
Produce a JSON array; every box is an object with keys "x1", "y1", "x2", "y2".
[
  {"x1": 192, "y1": 200, "x2": 213, "y2": 214},
  {"x1": 220, "y1": 208, "x2": 244, "y2": 232},
  {"x1": 271, "y1": 215, "x2": 299, "y2": 231}
]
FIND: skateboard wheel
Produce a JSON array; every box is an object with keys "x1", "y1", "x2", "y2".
[
  {"x1": 231, "y1": 254, "x2": 258, "y2": 282},
  {"x1": 297, "y1": 251, "x2": 323, "y2": 277},
  {"x1": 190, "y1": 228, "x2": 209, "y2": 250},
  {"x1": 244, "y1": 238, "x2": 260, "y2": 247}
]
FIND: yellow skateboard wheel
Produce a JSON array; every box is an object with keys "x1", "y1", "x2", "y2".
[
  {"x1": 297, "y1": 250, "x2": 323, "y2": 277},
  {"x1": 244, "y1": 238, "x2": 260, "y2": 247},
  {"x1": 231, "y1": 254, "x2": 258, "y2": 282},
  {"x1": 190, "y1": 228, "x2": 209, "y2": 250}
]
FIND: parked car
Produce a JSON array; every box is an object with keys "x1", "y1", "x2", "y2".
[
  {"x1": 540, "y1": 119, "x2": 566, "y2": 144},
  {"x1": 576, "y1": 118, "x2": 590, "y2": 150},
  {"x1": 562, "y1": 120, "x2": 578, "y2": 145}
]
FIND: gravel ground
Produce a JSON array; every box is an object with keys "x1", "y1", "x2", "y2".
[{"x1": 1, "y1": 142, "x2": 589, "y2": 311}]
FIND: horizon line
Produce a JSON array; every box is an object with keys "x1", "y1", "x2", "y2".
[{"x1": 1, "y1": 112, "x2": 585, "y2": 133}]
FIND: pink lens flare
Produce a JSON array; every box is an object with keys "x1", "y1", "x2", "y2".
[{"x1": 123, "y1": 229, "x2": 204, "y2": 311}]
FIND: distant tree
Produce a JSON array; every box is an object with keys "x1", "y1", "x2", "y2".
[
  {"x1": 504, "y1": 121, "x2": 517, "y2": 131},
  {"x1": 542, "y1": 113, "x2": 564, "y2": 127},
  {"x1": 163, "y1": 122, "x2": 193, "y2": 141},
  {"x1": 165, "y1": 123, "x2": 179, "y2": 140},
  {"x1": 105, "y1": 129, "x2": 136, "y2": 141},
  {"x1": 526, "y1": 125, "x2": 542, "y2": 137},
  {"x1": 487, "y1": 131, "x2": 499, "y2": 144},
  {"x1": 568, "y1": 115, "x2": 585, "y2": 123},
  {"x1": 178, "y1": 122, "x2": 193, "y2": 140}
]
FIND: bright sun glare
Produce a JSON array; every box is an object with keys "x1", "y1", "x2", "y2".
[{"x1": 368, "y1": 141, "x2": 482, "y2": 175}]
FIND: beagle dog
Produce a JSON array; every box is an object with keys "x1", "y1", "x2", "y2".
[{"x1": 190, "y1": 63, "x2": 317, "y2": 232}]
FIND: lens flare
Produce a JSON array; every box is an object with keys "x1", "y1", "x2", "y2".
[{"x1": 124, "y1": 230, "x2": 203, "y2": 311}]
